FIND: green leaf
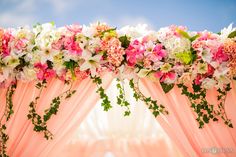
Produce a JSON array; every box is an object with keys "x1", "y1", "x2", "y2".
[
  {"x1": 228, "y1": 30, "x2": 236, "y2": 38},
  {"x1": 160, "y1": 82, "x2": 174, "y2": 93},
  {"x1": 176, "y1": 29, "x2": 191, "y2": 39},
  {"x1": 190, "y1": 34, "x2": 200, "y2": 42},
  {"x1": 119, "y1": 35, "x2": 130, "y2": 49}
]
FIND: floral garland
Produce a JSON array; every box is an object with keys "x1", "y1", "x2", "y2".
[{"x1": 0, "y1": 22, "x2": 236, "y2": 156}]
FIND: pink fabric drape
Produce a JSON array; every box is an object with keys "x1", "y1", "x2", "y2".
[
  {"x1": 0, "y1": 73, "x2": 113, "y2": 157},
  {"x1": 140, "y1": 79, "x2": 236, "y2": 157},
  {"x1": 57, "y1": 138, "x2": 183, "y2": 157}
]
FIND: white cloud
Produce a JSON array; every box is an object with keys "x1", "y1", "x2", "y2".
[
  {"x1": 0, "y1": 0, "x2": 35, "y2": 28},
  {"x1": 116, "y1": 16, "x2": 154, "y2": 29}
]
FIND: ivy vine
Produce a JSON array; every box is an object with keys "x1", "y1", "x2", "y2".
[
  {"x1": 215, "y1": 84, "x2": 233, "y2": 128},
  {"x1": 129, "y1": 79, "x2": 168, "y2": 117},
  {"x1": 91, "y1": 75, "x2": 112, "y2": 111},
  {"x1": 116, "y1": 79, "x2": 131, "y2": 116},
  {"x1": 0, "y1": 82, "x2": 17, "y2": 157},
  {"x1": 177, "y1": 83, "x2": 233, "y2": 128},
  {"x1": 27, "y1": 80, "x2": 76, "y2": 140}
]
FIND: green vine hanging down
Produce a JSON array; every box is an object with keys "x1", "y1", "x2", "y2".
[
  {"x1": 177, "y1": 83, "x2": 233, "y2": 128},
  {"x1": 91, "y1": 75, "x2": 112, "y2": 111},
  {"x1": 215, "y1": 84, "x2": 233, "y2": 128},
  {"x1": 0, "y1": 82, "x2": 17, "y2": 157},
  {"x1": 116, "y1": 79, "x2": 131, "y2": 116},
  {"x1": 129, "y1": 79, "x2": 168, "y2": 117},
  {"x1": 27, "y1": 80, "x2": 76, "y2": 140}
]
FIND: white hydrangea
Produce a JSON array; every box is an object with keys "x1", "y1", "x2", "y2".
[
  {"x1": 163, "y1": 37, "x2": 191, "y2": 58},
  {"x1": 117, "y1": 24, "x2": 151, "y2": 39}
]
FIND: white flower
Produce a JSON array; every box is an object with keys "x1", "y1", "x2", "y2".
[
  {"x1": 197, "y1": 63, "x2": 208, "y2": 74},
  {"x1": 37, "y1": 46, "x2": 59, "y2": 63},
  {"x1": 82, "y1": 24, "x2": 96, "y2": 38},
  {"x1": 18, "y1": 67, "x2": 37, "y2": 81},
  {"x1": 200, "y1": 48, "x2": 213, "y2": 63},
  {"x1": 202, "y1": 78, "x2": 216, "y2": 89},
  {"x1": 163, "y1": 37, "x2": 191, "y2": 58},
  {"x1": 2, "y1": 55, "x2": 20, "y2": 68},
  {"x1": 220, "y1": 23, "x2": 236, "y2": 41},
  {"x1": 80, "y1": 50, "x2": 102, "y2": 77},
  {"x1": 117, "y1": 24, "x2": 151, "y2": 39},
  {"x1": 213, "y1": 65, "x2": 231, "y2": 89},
  {"x1": 156, "y1": 27, "x2": 172, "y2": 42}
]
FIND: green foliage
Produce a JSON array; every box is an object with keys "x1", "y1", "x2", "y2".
[
  {"x1": 28, "y1": 80, "x2": 76, "y2": 140},
  {"x1": 190, "y1": 34, "x2": 200, "y2": 42},
  {"x1": 0, "y1": 124, "x2": 9, "y2": 157},
  {"x1": 116, "y1": 79, "x2": 131, "y2": 116},
  {"x1": 176, "y1": 29, "x2": 191, "y2": 39},
  {"x1": 129, "y1": 79, "x2": 168, "y2": 117},
  {"x1": 0, "y1": 82, "x2": 17, "y2": 157},
  {"x1": 160, "y1": 82, "x2": 174, "y2": 93},
  {"x1": 177, "y1": 83, "x2": 233, "y2": 128},
  {"x1": 5, "y1": 83, "x2": 17, "y2": 121},
  {"x1": 63, "y1": 60, "x2": 78, "y2": 80},
  {"x1": 119, "y1": 35, "x2": 131, "y2": 49},
  {"x1": 177, "y1": 83, "x2": 215, "y2": 128},
  {"x1": 228, "y1": 30, "x2": 236, "y2": 38},
  {"x1": 91, "y1": 76, "x2": 112, "y2": 111},
  {"x1": 216, "y1": 84, "x2": 233, "y2": 128}
]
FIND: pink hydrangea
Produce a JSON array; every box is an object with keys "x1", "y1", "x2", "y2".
[
  {"x1": 102, "y1": 38, "x2": 124, "y2": 67},
  {"x1": 153, "y1": 44, "x2": 167, "y2": 60},
  {"x1": 34, "y1": 63, "x2": 56, "y2": 80},
  {"x1": 1, "y1": 30, "x2": 13, "y2": 57},
  {"x1": 212, "y1": 46, "x2": 229, "y2": 63},
  {"x1": 125, "y1": 40, "x2": 145, "y2": 66},
  {"x1": 53, "y1": 36, "x2": 82, "y2": 55}
]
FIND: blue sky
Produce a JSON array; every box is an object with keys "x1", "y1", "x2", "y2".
[{"x1": 0, "y1": 0, "x2": 235, "y2": 32}]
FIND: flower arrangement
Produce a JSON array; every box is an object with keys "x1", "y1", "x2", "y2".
[{"x1": 0, "y1": 22, "x2": 236, "y2": 156}]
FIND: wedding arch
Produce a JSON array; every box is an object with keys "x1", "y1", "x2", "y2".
[{"x1": 0, "y1": 22, "x2": 236, "y2": 157}]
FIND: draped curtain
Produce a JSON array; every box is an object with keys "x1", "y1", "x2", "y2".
[
  {"x1": 1, "y1": 75, "x2": 236, "y2": 157},
  {"x1": 0, "y1": 73, "x2": 113, "y2": 157},
  {"x1": 54, "y1": 80, "x2": 183, "y2": 157},
  {"x1": 140, "y1": 79, "x2": 236, "y2": 157}
]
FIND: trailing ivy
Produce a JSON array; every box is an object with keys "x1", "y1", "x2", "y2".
[
  {"x1": 177, "y1": 83, "x2": 219, "y2": 128},
  {"x1": 116, "y1": 79, "x2": 131, "y2": 116},
  {"x1": 0, "y1": 124, "x2": 8, "y2": 157},
  {"x1": 129, "y1": 79, "x2": 168, "y2": 117},
  {"x1": 28, "y1": 80, "x2": 76, "y2": 140},
  {"x1": 215, "y1": 84, "x2": 233, "y2": 128},
  {"x1": 5, "y1": 83, "x2": 17, "y2": 121},
  {"x1": 0, "y1": 82, "x2": 17, "y2": 157},
  {"x1": 91, "y1": 75, "x2": 112, "y2": 111}
]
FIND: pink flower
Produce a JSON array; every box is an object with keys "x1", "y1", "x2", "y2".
[
  {"x1": 102, "y1": 38, "x2": 124, "y2": 67},
  {"x1": 66, "y1": 24, "x2": 82, "y2": 34},
  {"x1": 1, "y1": 31, "x2": 13, "y2": 57},
  {"x1": 125, "y1": 40, "x2": 145, "y2": 66},
  {"x1": 34, "y1": 63, "x2": 56, "y2": 80},
  {"x1": 194, "y1": 74, "x2": 203, "y2": 85},
  {"x1": 52, "y1": 37, "x2": 64, "y2": 50},
  {"x1": 14, "y1": 39, "x2": 27, "y2": 50},
  {"x1": 63, "y1": 36, "x2": 82, "y2": 55},
  {"x1": 213, "y1": 46, "x2": 229, "y2": 63},
  {"x1": 154, "y1": 71, "x2": 176, "y2": 82},
  {"x1": 153, "y1": 44, "x2": 167, "y2": 60},
  {"x1": 206, "y1": 64, "x2": 214, "y2": 76}
]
